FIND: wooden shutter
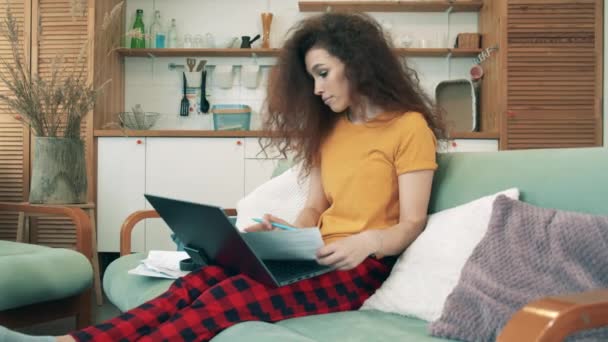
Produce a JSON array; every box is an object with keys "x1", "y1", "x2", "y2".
[
  {"x1": 32, "y1": 0, "x2": 93, "y2": 247},
  {"x1": 503, "y1": 0, "x2": 602, "y2": 149},
  {"x1": 0, "y1": 1, "x2": 29, "y2": 241}
]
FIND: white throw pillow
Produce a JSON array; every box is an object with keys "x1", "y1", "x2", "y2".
[
  {"x1": 235, "y1": 164, "x2": 309, "y2": 231},
  {"x1": 360, "y1": 188, "x2": 520, "y2": 322}
]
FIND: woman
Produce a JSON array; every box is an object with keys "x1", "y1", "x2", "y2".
[{"x1": 2, "y1": 11, "x2": 447, "y2": 342}]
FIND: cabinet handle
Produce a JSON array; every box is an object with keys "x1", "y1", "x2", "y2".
[
  {"x1": 136, "y1": 139, "x2": 143, "y2": 145},
  {"x1": 236, "y1": 140, "x2": 242, "y2": 146},
  {"x1": 451, "y1": 141, "x2": 458, "y2": 148}
]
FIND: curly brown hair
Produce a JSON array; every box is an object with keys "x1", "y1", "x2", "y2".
[{"x1": 262, "y1": 12, "x2": 448, "y2": 175}]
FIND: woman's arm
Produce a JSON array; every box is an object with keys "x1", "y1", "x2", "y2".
[
  {"x1": 292, "y1": 167, "x2": 329, "y2": 228},
  {"x1": 316, "y1": 169, "x2": 434, "y2": 270},
  {"x1": 364, "y1": 169, "x2": 433, "y2": 256}
]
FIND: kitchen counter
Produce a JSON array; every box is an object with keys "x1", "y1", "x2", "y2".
[{"x1": 94, "y1": 130, "x2": 499, "y2": 139}]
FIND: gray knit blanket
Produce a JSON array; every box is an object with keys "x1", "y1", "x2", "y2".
[{"x1": 429, "y1": 195, "x2": 608, "y2": 341}]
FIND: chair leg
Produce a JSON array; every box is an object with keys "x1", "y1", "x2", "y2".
[
  {"x1": 76, "y1": 289, "x2": 92, "y2": 329},
  {"x1": 87, "y1": 208, "x2": 103, "y2": 306}
]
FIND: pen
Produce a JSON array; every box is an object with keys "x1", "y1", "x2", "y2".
[{"x1": 252, "y1": 218, "x2": 298, "y2": 231}]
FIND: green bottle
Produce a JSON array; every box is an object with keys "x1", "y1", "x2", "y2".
[{"x1": 130, "y1": 9, "x2": 145, "y2": 48}]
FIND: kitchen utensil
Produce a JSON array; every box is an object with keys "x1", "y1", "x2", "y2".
[
  {"x1": 241, "y1": 64, "x2": 260, "y2": 89},
  {"x1": 180, "y1": 72, "x2": 189, "y2": 116},
  {"x1": 196, "y1": 59, "x2": 206, "y2": 72},
  {"x1": 186, "y1": 58, "x2": 196, "y2": 72},
  {"x1": 200, "y1": 70, "x2": 210, "y2": 113},
  {"x1": 214, "y1": 65, "x2": 234, "y2": 89},
  {"x1": 240, "y1": 34, "x2": 261, "y2": 48},
  {"x1": 435, "y1": 79, "x2": 477, "y2": 132}
]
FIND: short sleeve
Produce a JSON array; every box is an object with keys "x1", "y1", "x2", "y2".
[{"x1": 394, "y1": 113, "x2": 438, "y2": 175}]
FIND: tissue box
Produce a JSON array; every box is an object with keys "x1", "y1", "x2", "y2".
[{"x1": 212, "y1": 104, "x2": 251, "y2": 131}]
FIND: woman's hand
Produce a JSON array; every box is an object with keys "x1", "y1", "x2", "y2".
[
  {"x1": 243, "y1": 214, "x2": 294, "y2": 232},
  {"x1": 316, "y1": 231, "x2": 378, "y2": 271}
]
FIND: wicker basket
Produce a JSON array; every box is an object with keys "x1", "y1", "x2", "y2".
[{"x1": 456, "y1": 33, "x2": 481, "y2": 49}]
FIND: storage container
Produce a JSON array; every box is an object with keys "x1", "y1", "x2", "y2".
[
  {"x1": 455, "y1": 33, "x2": 481, "y2": 49},
  {"x1": 212, "y1": 104, "x2": 251, "y2": 131}
]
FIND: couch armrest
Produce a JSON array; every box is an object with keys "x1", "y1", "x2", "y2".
[
  {"x1": 119, "y1": 208, "x2": 238, "y2": 256},
  {"x1": 0, "y1": 202, "x2": 93, "y2": 261},
  {"x1": 498, "y1": 289, "x2": 608, "y2": 342}
]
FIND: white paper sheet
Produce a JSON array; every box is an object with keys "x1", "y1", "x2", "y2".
[
  {"x1": 128, "y1": 250, "x2": 191, "y2": 279},
  {"x1": 241, "y1": 227, "x2": 324, "y2": 260}
]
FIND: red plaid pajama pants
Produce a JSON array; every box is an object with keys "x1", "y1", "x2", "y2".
[{"x1": 71, "y1": 257, "x2": 393, "y2": 342}]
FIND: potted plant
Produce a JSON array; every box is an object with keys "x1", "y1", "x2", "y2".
[{"x1": 0, "y1": 2, "x2": 123, "y2": 204}]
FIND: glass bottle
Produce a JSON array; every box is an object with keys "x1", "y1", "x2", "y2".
[
  {"x1": 167, "y1": 18, "x2": 178, "y2": 48},
  {"x1": 130, "y1": 9, "x2": 145, "y2": 49},
  {"x1": 261, "y1": 12, "x2": 273, "y2": 48},
  {"x1": 149, "y1": 10, "x2": 165, "y2": 48}
]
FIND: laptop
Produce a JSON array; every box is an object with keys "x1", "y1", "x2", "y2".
[{"x1": 144, "y1": 194, "x2": 333, "y2": 287}]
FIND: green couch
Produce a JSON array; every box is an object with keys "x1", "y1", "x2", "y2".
[{"x1": 103, "y1": 147, "x2": 608, "y2": 341}]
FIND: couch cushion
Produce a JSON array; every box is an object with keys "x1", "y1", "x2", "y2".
[
  {"x1": 429, "y1": 196, "x2": 608, "y2": 341},
  {"x1": 213, "y1": 310, "x2": 453, "y2": 342},
  {"x1": 0, "y1": 241, "x2": 92, "y2": 311},
  {"x1": 103, "y1": 252, "x2": 173, "y2": 312},
  {"x1": 361, "y1": 188, "x2": 519, "y2": 321}
]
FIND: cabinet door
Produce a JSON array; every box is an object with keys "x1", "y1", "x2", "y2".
[
  {"x1": 244, "y1": 138, "x2": 285, "y2": 195},
  {"x1": 502, "y1": 0, "x2": 603, "y2": 149},
  {"x1": 0, "y1": 2, "x2": 29, "y2": 241},
  {"x1": 245, "y1": 159, "x2": 282, "y2": 195},
  {"x1": 438, "y1": 139, "x2": 499, "y2": 153},
  {"x1": 97, "y1": 138, "x2": 146, "y2": 252},
  {"x1": 144, "y1": 138, "x2": 245, "y2": 251}
]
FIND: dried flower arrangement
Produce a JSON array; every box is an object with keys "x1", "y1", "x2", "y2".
[{"x1": 0, "y1": 1, "x2": 124, "y2": 138}]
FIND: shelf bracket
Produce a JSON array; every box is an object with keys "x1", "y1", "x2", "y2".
[
  {"x1": 146, "y1": 52, "x2": 156, "y2": 59},
  {"x1": 445, "y1": 5, "x2": 453, "y2": 15}
]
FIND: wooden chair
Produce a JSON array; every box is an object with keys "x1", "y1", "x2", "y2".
[
  {"x1": 0, "y1": 203, "x2": 94, "y2": 329},
  {"x1": 103, "y1": 208, "x2": 236, "y2": 312}
]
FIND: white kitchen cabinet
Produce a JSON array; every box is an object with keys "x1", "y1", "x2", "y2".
[
  {"x1": 244, "y1": 159, "x2": 281, "y2": 195},
  {"x1": 97, "y1": 136, "x2": 280, "y2": 252},
  {"x1": 244, "y1": 138, "x2": 286, "y2": 196},
  {"x1": 97, "y1": 138, "x2": 146, "y2": 252},
  {"x1": 144, "y1": 137, "x2": 245, "y2": 251},
  {"x1": 439, "y1": 139, "x2": 499, "y2": 153}
]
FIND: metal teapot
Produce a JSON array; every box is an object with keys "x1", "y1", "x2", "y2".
[{"x1": 240, "y1": 34, "x2": 261, "y2": 48}]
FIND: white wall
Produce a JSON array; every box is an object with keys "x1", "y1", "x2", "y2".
[{"x1": 124, "y1": 0, "x2": 478, "y2": 130}]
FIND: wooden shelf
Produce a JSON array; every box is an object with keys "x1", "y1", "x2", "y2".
[
  {"x1": 116, "y1": 48, "x2": 281, "y2": 57},
  {"x1": 94, "y1": 130, "x2": 273, "y2": 137},
  {"x1": 298, "y1": 1, "x2": 483, "y2": 12},
  {"x1": 116, "y1": 48, "x2": 481, "y2": 58},
  {"x1": 396, "y1": 48, "x2": 481, "y2": 57},
  {"x1": 451, "y1": 131, "x2": 500, "y2": 139}
]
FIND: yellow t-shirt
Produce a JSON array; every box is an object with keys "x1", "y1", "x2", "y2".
[{"x1": 318, "y1": 111, "x2": 438, "y2": 244}]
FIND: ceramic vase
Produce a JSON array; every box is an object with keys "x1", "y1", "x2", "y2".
[{"x1": 29, "y1": 137, "x2": 87, "y2": 204}]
